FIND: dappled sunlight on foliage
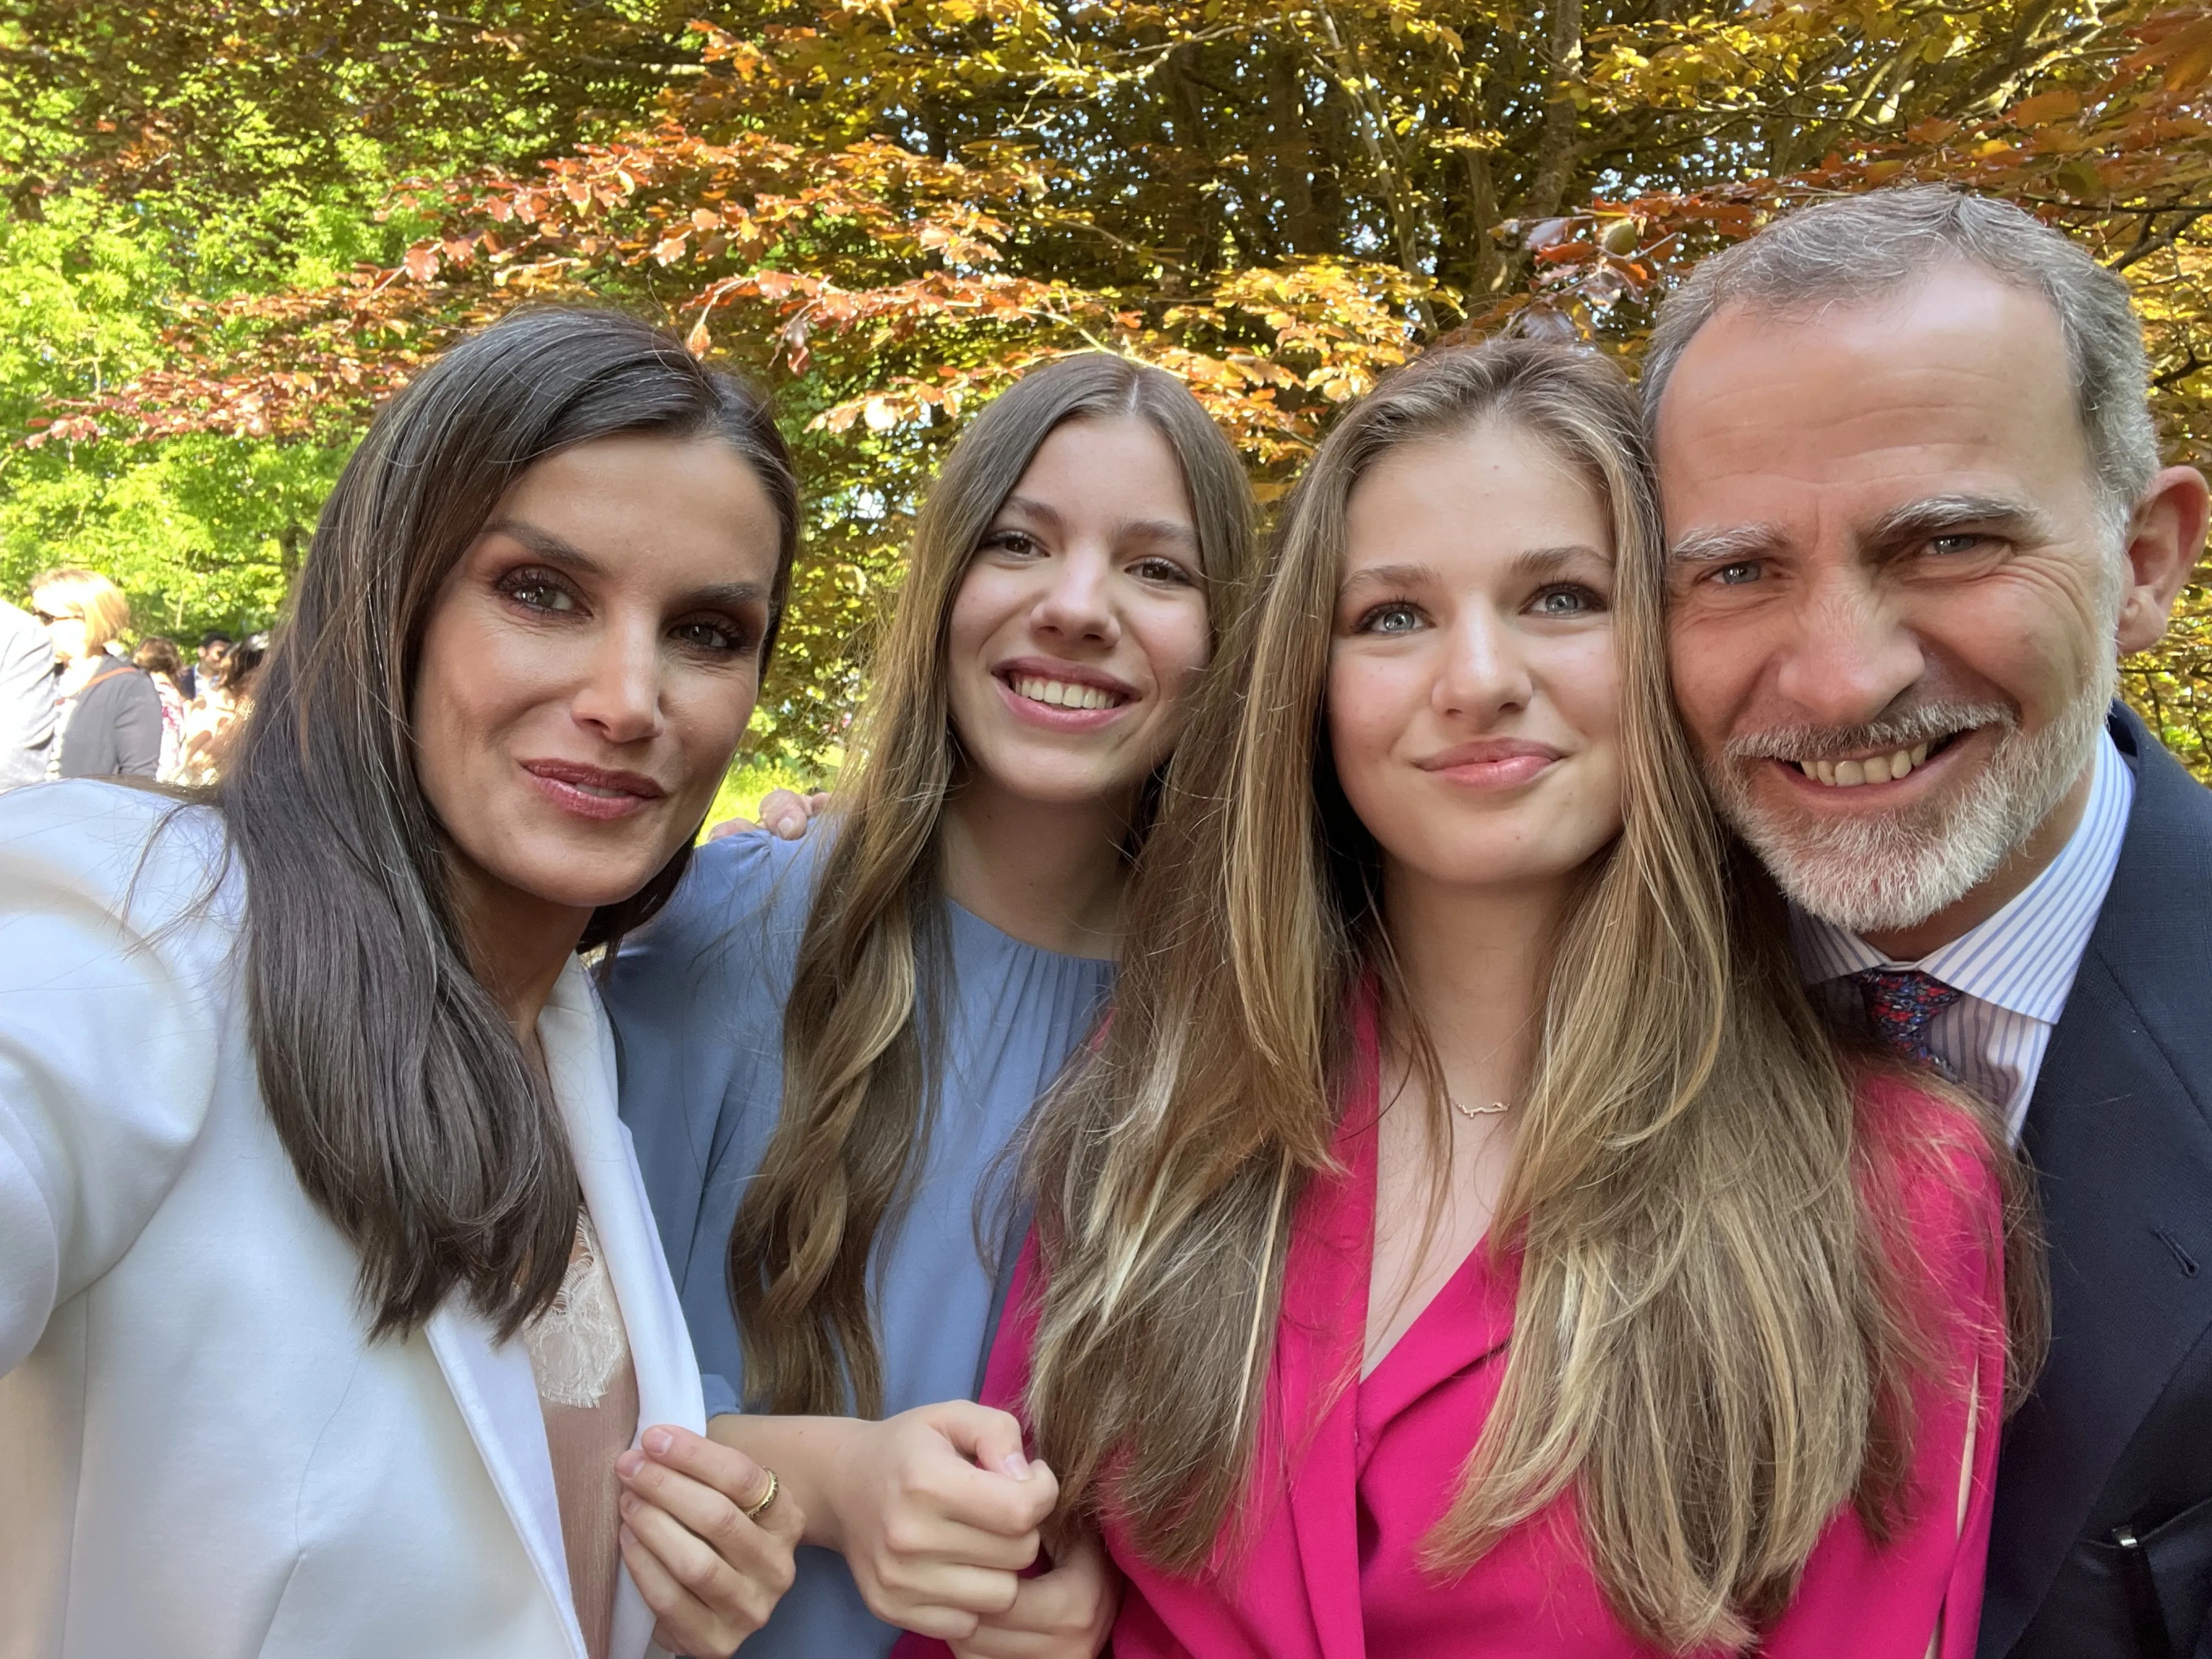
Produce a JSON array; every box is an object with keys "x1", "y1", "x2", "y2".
[{"x1": 10, "y1": 0, "x2": 2212, "y2": 770}]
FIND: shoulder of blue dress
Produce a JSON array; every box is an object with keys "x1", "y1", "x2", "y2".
[{"x1": 646, "y1": 825, "x2": 824, "y2": 942}]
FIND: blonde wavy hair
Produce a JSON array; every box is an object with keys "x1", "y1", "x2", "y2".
[
  {"x1": 1018, "y1": 339, "x2": 2043, "y2": 1651},
  {"x1": 729, "y1": 353, "x2": 1259, "y2": 1418}
]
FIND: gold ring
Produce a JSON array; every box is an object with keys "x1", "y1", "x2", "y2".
[{"x1": 742, "y1": 1467, "x2": 779, "y2": 1522}]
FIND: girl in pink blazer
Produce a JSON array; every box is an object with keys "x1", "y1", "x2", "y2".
[{"x1": 900, "y1": 339, "x2": 2040, "y2": 1659}]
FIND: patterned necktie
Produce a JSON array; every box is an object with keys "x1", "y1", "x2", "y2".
[{"x1": 1850, "y1": 968, "x2": 1962, "y2": 1068}]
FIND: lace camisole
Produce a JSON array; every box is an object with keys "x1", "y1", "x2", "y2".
[{"x1": 524, "y1": 1209, "x2": 639, "y2": 1659}]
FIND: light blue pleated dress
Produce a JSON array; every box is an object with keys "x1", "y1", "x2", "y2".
[{"x1": 602, "y1": 830, "x2": 1113, "y2": 1659}]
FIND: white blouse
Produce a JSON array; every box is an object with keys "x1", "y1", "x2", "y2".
[{"x1": 0, "y1": 781, "x2": 706, "y2": 1659}]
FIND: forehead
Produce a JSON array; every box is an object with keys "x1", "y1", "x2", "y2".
[
  {"x1": 1343, "y1": 421, "x2": 1608, "y2": 568},
  {"x1": 502, "y1": 433, "x2": 777, "y2": 562},
  {"x1": 1652, "y1": 264, "x2": 2102, "y2": 543},
  {"x1": 1011, "y1": 414, "x2": 1194, "y2": 522}
]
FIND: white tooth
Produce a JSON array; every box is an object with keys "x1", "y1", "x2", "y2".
[
  {"x1": 1081, "y1": 686, "x2": 1105, "y2": 710},
  {"x1": 1798, "y1": 761, "x2": 1818, "y2": 780},
  {"x1": 1889, "y1": 748, "x2": 1913, "y2": 778},
  {"x1": 1864, "y1": 753, "x2": 1893, "y2": 783},
  {"x1": 1815, "y1": 760, "x2": 1837, "y2": 785},
  {"x1": 1834, "y1": 759, "x2": 1865, "y2": 786},
  {"x1": 1912, "y1": 742, "x2": 1928, "y2": 766},
  {"x1": 1018, "y1": 678, "x2": 1041, "y2": 701},
  {"x1": 1048, "y1": 682, "x2": 1071, "y2": 706}
]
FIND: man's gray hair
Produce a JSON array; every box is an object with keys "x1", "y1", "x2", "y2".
[{"x1": 1641, "y1": 187, "x2": 2159, "y2": 528}]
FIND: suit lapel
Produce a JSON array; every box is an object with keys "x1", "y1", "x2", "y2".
[
  {"x1": 1982, "y1": 712, "x2": 2212, "y2": 1657},
  {"x1": 425, "y1": 1304, "x2": 586, "y2": 1659},
  {"x1": 542, "y1": 961, "x2": 711, "y2": 1659}
]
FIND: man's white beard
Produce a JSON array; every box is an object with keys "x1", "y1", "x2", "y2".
[{"x1": 1704, "y1": 658, "x2": 2116, "y2": 937}]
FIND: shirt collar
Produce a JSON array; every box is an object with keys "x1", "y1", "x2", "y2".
[{"x1": 1792, "y1": 724, "x2": 2133, "y2": 1024}]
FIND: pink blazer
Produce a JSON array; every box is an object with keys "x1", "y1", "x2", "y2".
[{"x1": 900, "y1": 1019, "x2": 2007, "y2": 1659}]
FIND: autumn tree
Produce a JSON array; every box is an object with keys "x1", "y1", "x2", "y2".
[{"x1": 22, "y1": 0, "x2": 2212, "y2": 771}]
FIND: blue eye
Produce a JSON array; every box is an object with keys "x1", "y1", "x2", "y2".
[
  {"x1": 1531, "y1": 584, "x2": 1604, "y2": 616},
  {"x1": 1359, "y1": 602, "x2": 1422, "y2": 635}
]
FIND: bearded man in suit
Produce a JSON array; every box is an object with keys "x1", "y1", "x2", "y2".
[{"x1": 1648, "y1": 186, "x2": 2212, "y2": 1659}]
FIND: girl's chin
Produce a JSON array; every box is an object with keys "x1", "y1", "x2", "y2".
[
  {"x1": 1378, "y1": 830, "x2": 1621, "y2": 893},
  {"x1": 965, "y1": 760, "x2": 1154, "y2": 811}
]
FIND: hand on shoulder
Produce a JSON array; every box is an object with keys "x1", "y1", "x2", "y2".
[{"x1": 706, "y1": 788, "x2": 831, "y2": 843}]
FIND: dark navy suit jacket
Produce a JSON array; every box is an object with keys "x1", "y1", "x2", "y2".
[{"x1": 1981, "y1": 707, "x2": 2212, "y2": 1659}]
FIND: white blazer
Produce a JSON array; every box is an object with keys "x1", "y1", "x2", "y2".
[{"x1": 0, "y1": 782, "x2": 707, "y2": 1659}]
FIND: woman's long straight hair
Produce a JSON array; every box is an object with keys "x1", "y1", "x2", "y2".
[
  {"x1": 221, "y1": 307, "x2": 799, "y2": 1340},
  {"x1": 1018, "y1": 339, "x2": 2044, "y2": 1651},
  {"x1": 728, "y1": 353, "x2": 1258, "y2": 1419}
]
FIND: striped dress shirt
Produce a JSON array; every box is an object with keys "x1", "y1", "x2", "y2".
[{"x1": 1794, "y1": 728, "x2": 2133, "y2": 1141}]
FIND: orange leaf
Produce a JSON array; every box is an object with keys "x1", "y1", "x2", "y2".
[
  {"x1": 2006, "y1": 88, "x2": 2083, "y2": 126},
  {"x1": 2126, "y1": 14, "x2": 2212, "y2": 91}
]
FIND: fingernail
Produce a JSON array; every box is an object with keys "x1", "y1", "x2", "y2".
[
  {"x1": 644, "y1": 1427, "x2": 673, "y2": 1456},
  {"x1": 620, "y1": 1492, "x2": 638, "y2": 1515},
  {"x1": 999, "y1": 1453, "x2": 1031, "y2": 1480},
  {"x1": 616, "y1": 1450, "x2": 644, "y2": 1479},
  {"x1": 620, "y1": 1524, "x2": 637, "y2": 1549}
]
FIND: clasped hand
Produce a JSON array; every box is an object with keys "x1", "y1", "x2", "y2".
[{"x1": 824, "y1": 1400, "x2": 1118, "y2": 1656}]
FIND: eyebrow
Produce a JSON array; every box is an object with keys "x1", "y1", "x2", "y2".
[
  {"x1": 1867, "y1": 493, "x2": 2055, "y2": 548},
  {"x1": 1339, "y1": 545, "x2": 1605, "y2": 594},
  {"x1": 1669, "y1": 494, "x2": 2059, "y2": 565},
  {"x1": 1339, "y1": 560, "x2": 1443, "y2": 595},
  {"x1": 486, "y1": 518, "x2": 609, "y2": 578},
  {"x1": 994, "y1": 494, "x2": 1199, "y2": 550},
  {"x1": 1669, "y1": 522, "x2": 1787, "y2": 565},
  {"x1": 481, "y1": 518, "x2": 771, "y2": 611},
  {"x1": 1508, "y1": 543, "x2": 1608, "y2": 580}
]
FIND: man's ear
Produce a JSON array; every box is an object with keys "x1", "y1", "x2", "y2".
[{"x1": 2117, "y1": 464, "x2": 2210, "y2": 655}]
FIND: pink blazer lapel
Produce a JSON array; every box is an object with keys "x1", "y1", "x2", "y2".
[{"x1": 1265, "y1": 1015, "x2": 1384, "y2": 1659}]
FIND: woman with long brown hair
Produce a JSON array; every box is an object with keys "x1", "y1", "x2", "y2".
[
  {"x1": 0, "y1": 308, "x2": 809, "y2": 1659},
  {"x1": 912, "y1": 338, "x2": 2041, "y2": 1658},
  {"x1": 604, "y1": 352, "x2": 1257, "y2": 1658}
]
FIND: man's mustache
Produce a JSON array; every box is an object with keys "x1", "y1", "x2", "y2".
[{"x1": 1718, "y1": 702, "x2": 2015, "y2": 765}]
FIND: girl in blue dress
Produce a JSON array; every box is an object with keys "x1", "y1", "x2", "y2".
[{"x1": 603, "y1": 353, "x2": 1257, "y2": 1659}]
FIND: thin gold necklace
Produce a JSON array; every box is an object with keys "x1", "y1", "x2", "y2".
[{"x1": 1446, "y1": 1092, "x2": 1510, "y2": 1119}]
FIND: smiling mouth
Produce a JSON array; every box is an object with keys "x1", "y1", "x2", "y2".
[
  {"x1": 1007, "y1": 674, "x2": 1129, "y2": 713},
  {"x1": 1782, "y1": 729, "x2": 1968, "y2": 788}
]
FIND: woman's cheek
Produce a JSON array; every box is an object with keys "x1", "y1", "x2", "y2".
[{"x1": 672, "y1": 668, "x2": 759, "y2": 800}]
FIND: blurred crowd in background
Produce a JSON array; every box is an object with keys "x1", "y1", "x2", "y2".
[{"x1": 0, "y1": 572, "x2": 264, "y2": 791}]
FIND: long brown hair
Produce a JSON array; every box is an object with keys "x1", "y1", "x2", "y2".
[
  {"x1": 223, "y1": 307, "x2": 799, "y2": 1340},
  {"x1": 729, "y1": 353, "x2": 1257, "y2": 1418},
  {"x1": 1019, "y1": 340, "x2": 2042, "y2": 1651}
]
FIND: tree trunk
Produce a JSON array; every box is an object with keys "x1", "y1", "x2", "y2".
[
  {"x1": 1523, "y1": 0, "x2": 1585, "y2": 220},
  {"x1": 1268, "y1": 43, "x2": 1320, "y2": 255}
]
